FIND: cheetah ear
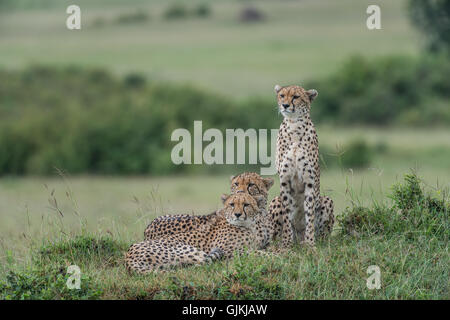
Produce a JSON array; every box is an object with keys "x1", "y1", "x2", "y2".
[
  {"x1": 263, "y1": 177, "x2": 274, "y2": 190},
  {"x1": 221, "y1": 194, "x2": 230, "y2": 204},
  {"x1": 306, "y1": 89, "x2": 318, "y2": 102},
  {"x1": 229, "y1": 175, "x2": 236, "y2": 182},
  {"x1": 274, "y1": 84, "x2": 282, "y2": 93}
]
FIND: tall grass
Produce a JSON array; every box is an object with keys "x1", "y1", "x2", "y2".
[{"x1": 1, "y1": 172, "x2": 448, "y2": 299}]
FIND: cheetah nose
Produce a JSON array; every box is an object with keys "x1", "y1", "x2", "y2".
[
  {"x1": 234, "y1": 213, "x2": 242, "y2": 218},
  {"x1": 282, "y1": 104, "x2": 289, "y2": 109}
]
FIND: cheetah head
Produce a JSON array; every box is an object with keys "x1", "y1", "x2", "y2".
[
  {"x1": 220, "y1": 193, "x2": 265, "y2": 228},
  {"x1": 274, "y1": 84, "x2": 318, "y2": 120},
  {"x1": 230, "y1": 172, "x2": 274, "y2": 198}
]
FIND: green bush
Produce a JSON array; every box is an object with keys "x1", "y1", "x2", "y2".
[
  {"x1": 0, "y1": 268, "x2": 102, "y2": 300},
  {"x1": 319, "y1": 139, "x2": 375, "y2": 169},
  {"x1": 408, "y1": 0, "x2": 450, "y2": 52},
  {"x1": 194, "y1": 4, "x2": 211, "y2": 18},
  {"x1": 0, "y1": 235, "x2": 128, "y2": 299},
  {"x1": 340, "y1": 139, "x2": 372, "y2": 169},
  {"x1": 164, "y1": 3, "x2": 188, "y2": 20},
  {"x1": 115, "y1": 10, "x2": 150, "y2": 25},
  {"x1": 37, "y1": 235, "x2": 127, "y2": 267},
  {"x1": 0, "y1": 66, "x2": 282, "y2": 176},
  {"x1": 0, "y1": 58, "x2": 448, "y2": 176},
  {"x1": 338, "y1": 173, "x2": 449, "y2": 239},
  {"x1": 216, "y1": 251, "x2": 283, "y2": 299},
  {"x1": 0, "y1": 66, "x2": 253, "y2": 175},
  {"x1": 309, "y1": 54, "x2": 450, "y2": 126}
]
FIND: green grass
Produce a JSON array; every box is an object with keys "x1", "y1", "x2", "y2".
[
  {"x1": 1, "y1": 0, "x2": 447, "y2": 300},
  {"x1": 0, "y1": 127, "x2": 448, "y2": 257},
  {"x1": 1, "y1": 173, "x2": 448, "y2": 299},
  {"x1": 0, "y1": 127, "x2": 449, "y2": 299},
  {"x1": 0, "y1": 0, "x2": 419, "y2": 97}
]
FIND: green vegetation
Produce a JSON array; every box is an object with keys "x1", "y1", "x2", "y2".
[
  {"x1": 340, "y1": 174, "x2": 449, "y2": 238},
  {"x1": 164, "y1": 3, "x2": 189, "y2": 20},
  {"x1": 0, "y1": 0, "x2": 419, "y2": 97},
  {"x1": 409, "y1": 0, "x2": 450, "y2": 52},
  {"x1": 0, "y1": 266, "x2": 102, "y2": 300},
  {"x1": 114, "y1": 10, "x2": 150, "y2": 25},
  {"x1": 1, "y1": 173, "x2": 447, "y2": 299},
  {"x1": 0, "y1": 0, "x2": 448, "y2": 300},
  {"x1": 0, "y1": 66, "x2": 249, "y2": 175},
  {"x1": 194, "y1": 4, "x2": 211, "y2": 18},
  {"x1": 1, "y1": 62, "x2": 448, "y2": 175},
  {"x1": 309, "y1": 54, "x2": 450, "y2": 126}
]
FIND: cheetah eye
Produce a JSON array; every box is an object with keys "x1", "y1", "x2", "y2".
[
  {"x1": 243, "y1": 203, "x2": 249, "y2": 207},
  {"x1": 280, "y1": 94, "x2": 285, "y2": 98},
  {"x1": 248, "y1": 183, "x2": 255, "y2": 187},
  {"x1": 230, "y1": 203, "x2": 234, "y2": 208},
  {"x1": 234, "y1": 182, "x2": 239, "y2": 187},
  {"x1": 293, "y1": 95, "x2": 300, "y2": 99}
]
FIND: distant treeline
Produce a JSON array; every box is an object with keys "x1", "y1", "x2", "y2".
[
  {"x1": 0, "y1": 54, "x2": 448, "y2": 175},
  {"x1": 0, "y1": 66, "x2": 276, "y2": 175}
]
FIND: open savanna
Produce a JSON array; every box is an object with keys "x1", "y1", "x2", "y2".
[
  {"x1": 0, "y1": 127, "x2": 448, "y2": 299},
  {"x1": 0, "y1": 0, "x2": 419, "y2": 97}
]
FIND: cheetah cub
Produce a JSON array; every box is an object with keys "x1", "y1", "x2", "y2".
[
  {"x1": 273, "y1": 84, "x2": 334, "y2": 247},
  {"x1": 126, "y1": 193, "x2": 270, "y2": 273},
  {"x1": 143, "y1": 172, "x2": 273, "y2": 241}
]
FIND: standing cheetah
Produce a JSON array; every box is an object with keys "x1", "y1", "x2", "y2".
[
  {"x1": 143, "y1": 172, "x2": 274, "y2": 241},
  {"x1": 126, "y1": 193, "x2": 270, "y2": 273},
  {"x1": 273, "y1": 84, "x2": 334, "y2": 247},
  {"x1": 268, "y1": 194, "x2": 334, "y2": 243}
]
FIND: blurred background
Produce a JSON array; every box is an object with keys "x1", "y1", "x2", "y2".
[{"x1": 0, "y1": 0, "x2": 449, "y2": 253}]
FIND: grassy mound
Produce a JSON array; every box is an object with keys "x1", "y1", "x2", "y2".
[{"x1": 1, "y1": 173, "x2": 448, "y2": 299}]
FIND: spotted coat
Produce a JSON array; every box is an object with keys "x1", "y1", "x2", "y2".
[
  {"x1": 273, "y1": 84, "x2": 334, "y2": 247},
  {"x1": 126, "y1": 193, "x2": 270, "y2": 273},
  {"x1": 143, "y1": 172, "x2": 274, "y2": 241}
]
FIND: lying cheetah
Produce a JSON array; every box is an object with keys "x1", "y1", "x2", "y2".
[
  {"x1": 126, "y1": 193, "x2": 270, "y2": 273},
  {"x1": 143, "y1": 172, "x2": 274, "y2": 241},
  {"x1": 273, "y1": 84, "x2": 334, "y2": 247}
]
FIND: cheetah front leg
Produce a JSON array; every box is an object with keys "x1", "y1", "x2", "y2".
[
  {"x1": 302, "y1": 178, "x2": 316, "y2": 247},
  {"x1": 270, "y1": 195, "x2": 334, "y2": 241},
  {"x1": 279, "y1": 164, "x2": 296, "y2": 248},
  {"x1": 268, "y1": 196, "x2": 283, "y2": 241},
  {"x1": 293, "y1": 154, "x2": 318, "y2": 247}
]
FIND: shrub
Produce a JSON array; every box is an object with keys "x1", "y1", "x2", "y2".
[
  {"x1": 0, "y1": 66, "x2": 246, "y2": 175},
  {"x1": 0, "y1": 268, "x2": 102, "y2": 300},
  {"x1": 408, "y1": 0, "x2": 450, "y2": 52},
  {"x1": 340, "y1": 139, "x2": 372, "y2": 169},
  {"x1": 0, "y1": 61, "x2": 448, "y2": 176},
  {"x1": 194, "y1": 4, "x2": 211, "y2": 18},
  {"x1": 319, "y1": 139, "x2": 375, "y2": 169},
  {"x1": 164, "y1": 3, "x2": 188, "y2": 20},
  {"x1": 338, "y1": 173, "x2": 449, "y2": 239},
  {"x1": 0, "y1": 235, "x2": 127, "y2": 300},
  {"x1": 309, "y1": 54, "x2": 450, "y2": 126},
  {"x1": 115, "y1": 10, "x2": 150, "y2": 25},
  {"x1": 216, "y1": 251, "x2": 283, "y2": 299},
  {"x1": 37, "y1": 235, "x2": 127, "y2": 267}
]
